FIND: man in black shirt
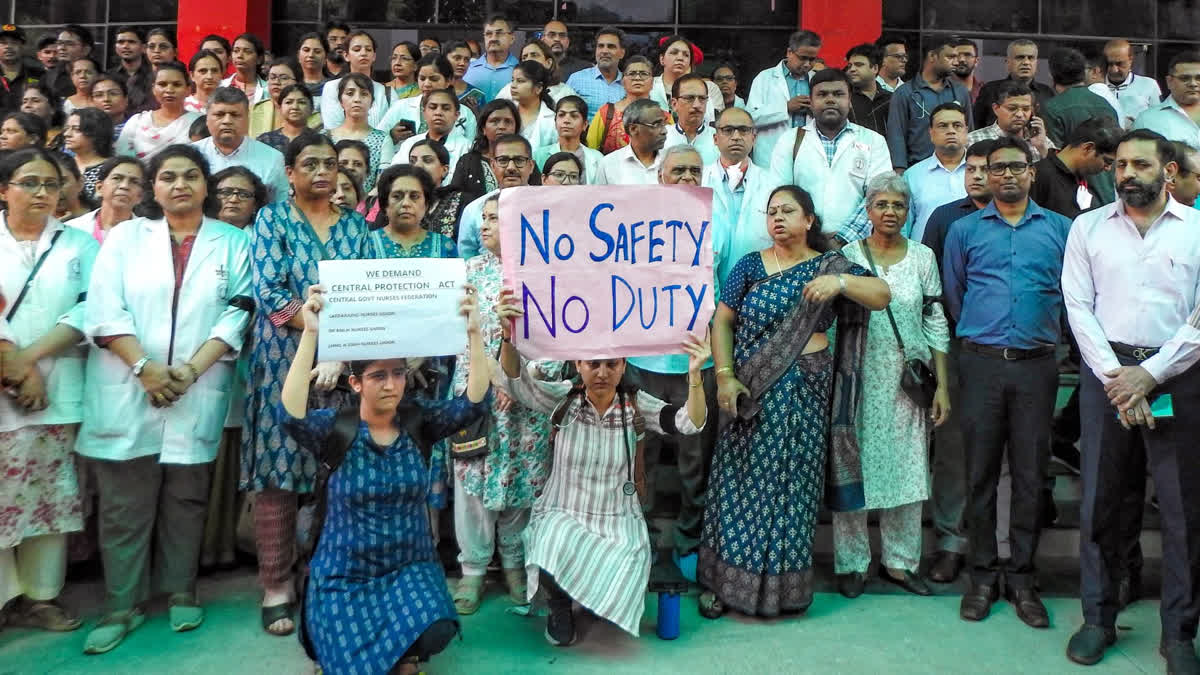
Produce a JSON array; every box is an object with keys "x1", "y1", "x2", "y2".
[
  {"x1": 974, "y1": 39, "x2": 1056, "y2": 128},
  {"x1": 40, "y1": 24, "x2": 92, "y2": 99},
  {"x1": 1030, "y1": 118, "x2": 1121, "y2": 219},
  {"x1": 0, "y1": 25, "x2": 41, "y2": 113},
  {"x1": 844, "y1": 43, "x2": 890, "y2": 136},
  {"x1": 108, "y1": 26, "x2": 155, "y2": 114}
]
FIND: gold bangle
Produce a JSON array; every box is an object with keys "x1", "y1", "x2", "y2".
[
  {"x1": 716, "y1": 366, "x2": 733, "y2": 375},
  {"x1": 185, "y1": 363, "x2": 200, "y2": 381},
  {"x1": 689, "y1": 380, "x2": 702, "y2": 388}
]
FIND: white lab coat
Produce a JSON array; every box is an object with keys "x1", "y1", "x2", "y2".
[
  {"x1": 520, "y1": 103, "x2": 559, "y2": 153},
  {"x1": 0, "y1": 215, "x2": 98, "y2": 432},
  {"x1": 702, "y1": 162, "x2": 774, "y2": 286},
  {"x1": 767, "y1": 121, "x2": 893, "y2": 235},
  {"x1": 746, "y1": 61, "x2": 808, "y2": 167},
  {"x1": 77, "y1": 217, "x2": 252, "y2": 464},
  {"x1": 378, "y1": 95, "x2": 477, "y2": 145},
  {"x1": 393, "y1": 131, "x2": 473, "y2": 187}
]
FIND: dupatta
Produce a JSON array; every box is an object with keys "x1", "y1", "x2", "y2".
[{"x1": 734, "y1": 252, "x2": 869, "y2": 512}]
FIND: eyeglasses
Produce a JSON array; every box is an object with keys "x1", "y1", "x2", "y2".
[
  {"x1": 987, "y1": 161, "x2": 1030, "y2": 176},
  {"x1": 675, "y1": 94, "x2": 708, "y2": 105},
  {"x1": 716, "y1": 125, "x2": 754, "y2": 136},
  {"x1": 624, "y1": 70, "x2": 652, "y2": 80},
  {"x1": 11, "y1": 179, "x2": 61, "y2": 193},
  {"x1": 92, "y1": 89, "x2": 124, "y2": 99},
  {"x1": 871, "y1": 200, "x2": 908, "y2": 212},
  {"x1": 267, "y1": 73, "x2": 296, "y2": 82},
  {"x1": 392, "y1": 55, "x2": 415, "y2": 63},
  {"x1": 546, "y1": 170, "x2": 580, "y2": 183},
  {"x1": 712, "y1": 75, "x2": 736, "y2": 83},
  {"x1": 885, "y1": 52, "x2": 908, "y2": 61},
  {"x1": 217, "y1": 187, "x2": 255, "y2": 200},
  {"x1": 494, "y1": 155, "x2": 530, "y2": 168},
  {"x1": 633, "y1": 119, "x2": 666, "y2": 130}
]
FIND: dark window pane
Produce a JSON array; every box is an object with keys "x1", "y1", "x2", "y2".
[
  {"x1": 272, "y1": 23, "x2": 320, "y2": 58},
  {"x1": 437, "y1": 0, "x2": 550, "y2": 25},
  {"x1": 923, "y1": 3, "x2": 1036, "y2": 32},
  {"x1": 678, "y1": 0, "x2": 795, "y2": 27},
  {"x1": 1042, "y1": 0, "x2": 1154, "y2": 38},
  {"x1": 339, "y1": 0, "x2": 436, "y2": 24},
  {"x1": 110, "y1": 0, "x2": 178, "y2": 22},
  {"x1": 678, "y1": 28, "x2": 794, "y2": 99},
  {"x1": 883, "y1": 0, "x2": 919, "y2": 29},
  {"x1": 566, "y1": 0, "x2": 673, "y2": 24},
  {"x1": 1154, "y1": 43, "x2": 1196, "y2": 85},
  {"x1": 1159, "y1": 0, "x2": 1200, "y2": 41},
  {"x1": 273, "y1": 0, "x2": 319, "y2": 22},
  {"x1": 17, "y1": 0, "x2": 102, "y2": 24}
]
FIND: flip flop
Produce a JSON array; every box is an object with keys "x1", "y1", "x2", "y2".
[
  {"x1": 9, "y1": 599, "x2": 82, "y2": 632},
  {"x1": 83, "y1": 609, "x2": 145, "y2": 654},
  {"x1": 168, "y1": 594, "x2": 204, "y2": 632},
  {"x1": 453, "y1": 575, "x2": 485, "y2": 615},
  {"x1": 261, "y1": 602, "x2": 295, "y2": 636}
]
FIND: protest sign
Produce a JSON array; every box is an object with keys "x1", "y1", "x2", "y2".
[
  {"x1": 499, "y1": 185, "x2": 714, "y2": 360},
  {"x1": 318, "y1": 257, "x2": 466, "y2": 361}
]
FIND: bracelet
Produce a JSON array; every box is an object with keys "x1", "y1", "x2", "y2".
[
  {"x1": 689, "y1": 380, "x2": 702, "y2": 388},
  {"x1": 837, "y1": 274, "x2": 847, "y2": 293},
  {"x1": 184, "y1": 363, "x2": 200, "y2": 381},
  {"x1": 716, "y1": 366, "x2": 733, "y2": 375}
]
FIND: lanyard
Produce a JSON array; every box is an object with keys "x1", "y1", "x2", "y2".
[{"x1": 6, "y1": 229, "x2": 62, "y2": 322}]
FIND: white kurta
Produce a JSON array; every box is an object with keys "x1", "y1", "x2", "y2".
[
  {"x1": 77, "y1": 217, "x2": 252, "y2": 464},
  {"x1": 0, "y1": 215, "x2": 98, "y2": 432},
  {"x1": 501, "y1": 366, "x2": 702, "y2": 636}
]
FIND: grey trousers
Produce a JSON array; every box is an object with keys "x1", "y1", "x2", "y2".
[
  {"x1": 627, "y1": 366, "x2": 718, "y2": 555},
  {"x1": 930, "y1": 340, "x2": 969, "y2": 554},
  {"x1": 91, "y1": 455, "x2": 213, "y2": 611}
]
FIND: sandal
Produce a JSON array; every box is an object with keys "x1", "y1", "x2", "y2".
[
  {"x1": 83, "y1": 608, "x2": 145, "y2": 654},
  {"x1": 453, "y1": 574, "x2": 485, "y2": 615},
  {"x1": 698, "y1": 591, "x2": 726, "y2": 620},
  {"x1": 503, "y1": 568, "x2": 528, "y2": 605},
  {"x1": 167, "y1": 593, "x2": 205, "y2": 632},
  {"x1": 9, "y1": 598, "x2": 82, "y2": 632},
  {"x1": 261, "y1": 602, "x2": 295, "y2": 636}
]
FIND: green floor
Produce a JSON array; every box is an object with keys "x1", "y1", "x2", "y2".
[{"x1": 0, "y1": 568, "x2": 1168, "y2": 674}]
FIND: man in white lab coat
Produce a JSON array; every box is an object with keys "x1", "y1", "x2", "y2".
[
  {"x1": 702, "y1": 106, "x2": 772, "y2": 286},
  {"x1": 745, "y1": 30, "x2": 821, "y2": 167},
  {"x1": 766, "y1": 68, "x2": 892, "y2": 237}
]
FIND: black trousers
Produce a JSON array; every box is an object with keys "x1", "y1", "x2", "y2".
[
  {"x1": 959, "y1": 350, "x2": 1058, "y2": 590},
  {"x1": 1079, "y1": 357, "x2": 1200, "y2": 641}
]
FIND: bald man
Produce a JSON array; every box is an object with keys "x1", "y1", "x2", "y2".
[
  {"x1": 1103, "y1": 39, "x2": 1162, "y2": 128},
  {"x1": 541, "y1": 21, "x2": 589, "y2": 80}
]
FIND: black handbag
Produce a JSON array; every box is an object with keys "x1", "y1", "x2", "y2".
[
  {"x1": 449, "y1": 411, "x2": 492, "y2": 460},
  {"x1": 859, "y1": 241, "x2": 938, "y2": 409}
]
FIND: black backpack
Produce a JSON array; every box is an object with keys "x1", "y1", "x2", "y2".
[{"x1": 296, "y1": 402, "x2": 434, "y2": 661}]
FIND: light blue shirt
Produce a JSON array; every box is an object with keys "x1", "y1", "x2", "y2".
[
  {"x1": 463, "y1": 54, "x2": 518, "y2": 103},
  {"x1": 664, "y1": 123, "x2": 720, "y2": 166},
  {"x1": 455, "y1": 189, "x2": 498, "y2": 259},
  {"x1": 783, "y1": 62, "x2": 810, "y2": 128},
  {"x1": 1133, "y1": 96, "x2": 1200, "y2": 147},
  {"x1": 192, "y1": 136, "x2": 289, "y2": 203},
  {"x1": 565, "y1": 65, "x2": 625, "y2": 123},
  {"x1": 903, "y1": 152, "x2": 967, "y2": 242}
]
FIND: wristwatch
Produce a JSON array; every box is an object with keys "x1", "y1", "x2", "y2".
[{"x1": 131, "y1": 356, "x2": 150, "y2": 377}]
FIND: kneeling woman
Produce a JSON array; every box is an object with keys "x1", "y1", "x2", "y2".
[
  {"x1": 495, "y1": 290, "x2": 710, "y2": 646},
  {"x1": 280, "y1": 284, "x2": 491, "y2": 675}
]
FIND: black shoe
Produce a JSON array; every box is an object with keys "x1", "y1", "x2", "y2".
[
  {"x1": 1117, "y1": 572, "x2": 1143, "y2": 610},
  {"x1": 837, "y1": 572, "x2": 865, "y2": 599},
  {"x1": 1067, "y1": 624, "x2": 1116, "y2": 665},
  {"x1": 1161, "y1": 640, "x2": 1200, "y2": 675},
  {"x1": 927, "y1": 552, "x2": 963, "y2": 583},
  {"x1": 959, "y1": 583, "x2": 999, "y2": 621},
  {"x1": 882, "y1": 569, "x2": 932, "y2": 596},
  {"x1": 545, "y1": 601, "x2": 576, "y2": 646},
  {"x1": 1007, "y1": 587, "x2": 1050, "y2": 628}
]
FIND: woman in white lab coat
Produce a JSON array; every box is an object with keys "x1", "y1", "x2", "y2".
[
  {"x1": 0, "y1": 148, "x2": 99, "y2": 633},
  {"x1": 77, "y1": 144, "x2": 252, "y2": 655}
]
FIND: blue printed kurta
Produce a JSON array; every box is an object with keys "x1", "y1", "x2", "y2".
[
  {"x1": 241, "y1": 202, "x2": 373, "y2": 493},
  {"x1": 369, "y1": 229, "x2": 458, "y2": 259},
  {"x1": 282, "y1": 393, "x2": 487, "y2": 675}
]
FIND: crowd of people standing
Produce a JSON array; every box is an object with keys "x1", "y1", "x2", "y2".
[{"x1": 0, "y1": 14, "x2": 1198, "y2": 675}]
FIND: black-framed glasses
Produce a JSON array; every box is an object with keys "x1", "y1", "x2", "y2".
[
  {"x1": 494, "y1": 155, "x2": 530, "y2": 168},
  {"x1": 11, "y1": 179, "x2": 61, "y2": 192},
  {"x1": 715, "y1": 124, "x2": 754, "y2": 136},
  {"x1": 987, "y1": 162, "x2": 1030, "y2": 176},
  {"x1": 546, "y1": 170, "x2": 580, "y2": 184},
  {"x1": 217, "y1": 187, "x2": 254, "y2": 200}
]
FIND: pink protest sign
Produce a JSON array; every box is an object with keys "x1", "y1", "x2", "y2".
[{"x1": 499, "y1": 185, "x2": 715, "y2": 360}]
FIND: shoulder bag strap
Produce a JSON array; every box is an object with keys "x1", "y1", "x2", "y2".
[
  {"x1": 6, "y1": 229, "x2": 63, "y2": 322},
  {"x1": 791, "y1": 127, "x2": 807, "y2": 162},
  {"x1": 858, "y1": 240, "x2": 905, "y2": 352}
]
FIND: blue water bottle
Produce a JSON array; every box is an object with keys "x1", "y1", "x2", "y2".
[{"x1": 656, "y1": 592, "x2": 681, "y2": 640}]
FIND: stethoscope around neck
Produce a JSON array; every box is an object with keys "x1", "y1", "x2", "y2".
[{"x1": 551, "y1": 390, "x2": 638, "y2": 497}]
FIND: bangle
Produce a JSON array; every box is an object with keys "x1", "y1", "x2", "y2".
[
  {"x1": 185, "y1": 363, "x2": 200, "y2": 381},
  {"x1": 837, "y1": 274, "x2": 847, "y2": 293},
  {"x1": 716, "y1": 366, "x2": 733, "y2": 375},
  {"x1": 689, "y1": 380, "x2": 702, "y2": 388}
]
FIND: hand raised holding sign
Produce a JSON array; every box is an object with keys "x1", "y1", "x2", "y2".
[
  {"x1": 495, "y1": 288, "x2": 523, "y2": 341},
  {"x1": 301, "y1": 284, "x2": 327, "y2": 333},
  {"x1": 459, "y1": 283, "x2": 482, "y2": 337}
]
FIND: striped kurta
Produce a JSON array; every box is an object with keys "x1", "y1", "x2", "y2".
[{"x1": 501, "y1": 368, "x2": 702, "y2": 636}]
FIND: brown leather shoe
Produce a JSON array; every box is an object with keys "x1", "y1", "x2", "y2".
[
  {"x1": 928, "y1": 551, "x2": 964, "y2": 583},
  {"x1": 959, "y1": 583, "x2": 998, "y2": 621},
  {"x1": 1007, "y1": 587, "x2": 1050, "y2": 628}
]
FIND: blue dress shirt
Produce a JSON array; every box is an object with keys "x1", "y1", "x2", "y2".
[
  {"x1": 566, "y1": 66, "x2": 625, "y2": 123},
  {"x1": 941, "y1": 199, "x2": 1072, "y2": 349},
  {"x1": 463, "y1": 54, "x2": 518, "y2": 103}
]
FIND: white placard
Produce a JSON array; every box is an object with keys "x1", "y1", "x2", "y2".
[{"x1": 317, "y1": 257, "x2": 467, "y2": 361}]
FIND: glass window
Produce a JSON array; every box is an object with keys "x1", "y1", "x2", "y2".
[
  {"x1": 1158, "y1": 0, "x2": 1200, "y2": 40},
  {"x1": 339, "y1": 0, "x2": 436, "y2": 24},
  {"x1": 272, "y1": 0, "x2": 319, "y2": 22},
  {"x1": 438, "y1": 0, "x2": 543, "y2": 25},
  {"x1": 110, "y1": 0, "x2": 177, "y2": 22},
  {"x1": 566, "y1": 0, "x2": 673, "y2": 25},
  {"x1": 17, "y1": 1, "x2": 102, "y2": 25},
  {"x1": 272, "y1": 23, "x2": 320, "y2": 59},
  {"x1": 882, "y1": 0, "x2": 920, "y2": 29},
  {"x1": 678, "y1": 0, "x2": 796, "y2": 27},
  {"x1": 1042, "y1": 1, "x2": 1154, "y2": 38},
  {"x1": 678, "y1": 28, "x2": 794, "y2": 97},
  {"x1": 923, "y1": 3, "x2": 1036, "y2": 33}
]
